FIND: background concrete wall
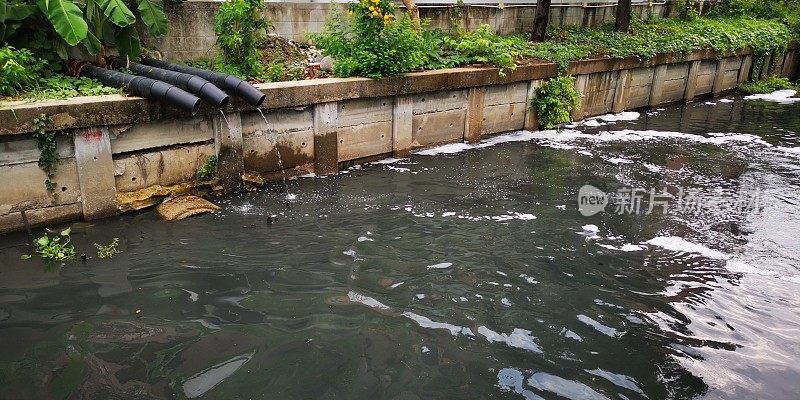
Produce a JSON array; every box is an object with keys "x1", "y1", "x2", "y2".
[
  {"x1": 1, "y1": 46, "x2": 796, "y2": 234},
  {"x1": 146, "y1": 1, "x2": 674, "y2": 61}
]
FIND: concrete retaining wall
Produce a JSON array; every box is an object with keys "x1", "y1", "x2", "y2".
[
  {"x1": 0, "y1": 46, "x2": 797, "y2": 233},
  {"x1": 148, "y1": 1, "x2": 674, "y2": 61}
]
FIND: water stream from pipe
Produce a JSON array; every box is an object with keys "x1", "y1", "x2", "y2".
[{"x1": 257, "y1": 108, "x2": 291, "y2": 200}]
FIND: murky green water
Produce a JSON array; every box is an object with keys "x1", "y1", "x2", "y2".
[{"x1": 2, "y1": 96, "x2": 800, "y2": 399}]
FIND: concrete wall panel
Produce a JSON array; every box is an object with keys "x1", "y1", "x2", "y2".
[
  {"x1": 113, "y1": 144, "x2": 214, "y2": 192},
  {"x1": 110, "y1": 117, "x2": 214, "y2": 155},
  {"x1": 0, "y1": 159, "x2": 80, "y2": 211}
]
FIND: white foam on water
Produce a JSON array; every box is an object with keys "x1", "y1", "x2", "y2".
[
  {"x1": 744, "y1": 89, "x2": 800, "y2": 104},
  {"x1": 357, "y1": 236, "x2": 373, "y2": 242},
  {"x1": 369, "y1": 157, "x2": 408, "y2": 165},
  {"x1": 402, "y1": 312, "x2": 474, "y2": 336},
  {"x1": 478, "y1": 326, "x2": 543, "y2": 353},
  {"x1": 582, "y1": 224, "x2": 600, "y2": 233},
  {"x1": 347, "y1": 291, "x2": 391, "y2": 311},
  {"x1": 182, "y1": 351, "x2": 255, "y2": 398},
  {"x1": 645, "y1": 236, "x2": 727, "y2": 259},
  {"x1": 183, "y1": 289, "x2": 199, "y2": 302},
  {"x1": 426, "y1": 262, "x2": 453, "y2": 270},
  {"x1": 527, "y1": 372, "x2": 611, "y2": 400},
  {"x1": 520, "y1": 274, "x2": 539, "y2": 284},
  {"x1": 560, "y1": 328, "x2": 582, "y2": 342},
  {"x1": 415, "y1": 131, "x2": 537, "y2": 156},
  {"x1": 421, "y1": 346, "x2": 430, "y2": 353},
  {"x1": 501, "y1": 298, "x2": 513, "y2": 306},
  {"x1": 604, "y1": 156, "x2": 634, "y2": 165},
  {"x1": 585, "y1": 368, "x2": 645, "y2": 395},
  {"x1": 389, "y1": 281, "x2": 405, "y2": 289},
  {"x1": 597, "y1": 243, "x2": 645, "y2": 252},
  {"x1": 387, "y1": 165, "x2": 411, "y2": 173},
  {"x1": 577, "y1": 314, "x2": 620, "y2": 337},
  {"x1": 719, "y1": 98, "x2": 734, "y2": 103}
]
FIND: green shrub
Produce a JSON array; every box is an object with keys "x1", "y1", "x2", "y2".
[
  {"x1": 738, "y1": 76, "x2": 799, "y2": 94},
  {"x1": 311, "y1": 1, "x2": 428, "y2": 79},
  {"x1": 0, "y1": 46, "x2": 45, "y2": 96},
  {"x1": 214, "y1": 0, "x2": 274, "y2": 78},
  {"x1": 440, "y1": 25, "x2": 520, "y2": 76},
  {"x1": 533, "y1": 75, "x2": 582, "y2": 129}
]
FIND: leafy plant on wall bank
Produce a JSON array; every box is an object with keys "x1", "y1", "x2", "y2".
[{"x1": 0, "y1": 0, "x2": 168, "y2": 63}]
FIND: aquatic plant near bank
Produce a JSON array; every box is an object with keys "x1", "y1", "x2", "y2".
[
  {"x1": 95, "y1": 238, "x2": 120, "y2": 259},
  {"x1": 532, "y1": 75, "x2": 582, "y2": 129},
  {"x1": 21, "y1": 228, "x2": 76, "y2": 263},
  {"x1": 738, "y1": 76, "x2": 799, "y2": 94}
]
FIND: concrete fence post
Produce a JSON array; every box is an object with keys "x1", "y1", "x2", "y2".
[
  {"x1": 649, "y1": 65, "x2": 668, "y2": 107},
  {"x1": 212, "y1": 111, "x2": 244, "y2": 193},
  {"x1": 314, "y1": 102, "x2": 339, "y2": 175},
  {"x1": 612, "y1": 69, "x2": 630, "y2": 113},
  {"x1": 712, "y1": 57, "x2": 728, "y2": 95},
  {"x1": 73, "y1": 127, "x2": 118, "y2": 220},
  {"x1": 392, "y1": 95, "x2": 413, "y2": 157},
  {"x1": 524, "y1": 80, "x2": 541, "y2": 131},
  {"x1": 684, "y1": 60, "x2": 701, "y2": 102},
  {"x1": 464, "y1": 86, "x2": 486, "y2": 143}
]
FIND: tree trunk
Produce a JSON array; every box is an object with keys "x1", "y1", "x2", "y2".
[
  {"x1": 615, "y1": 0, "x2": 632, "y2": 33},
  {"x1": 401, "y1": 0, "x2": 421, "y2": 30},
  {"x1": 531, "y1": 0, "x2": 552, "y2": 42}
]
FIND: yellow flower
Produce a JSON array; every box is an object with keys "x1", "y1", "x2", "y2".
[
  {"x1": 383, "y1": 13, "x2": 391, "y2": 20},
  {"x1": 348, "y1": 10, "x2": 353, "y2": 16},
  {"x1": 368, "y1": 5, "x2": 374, "y2": 11}
]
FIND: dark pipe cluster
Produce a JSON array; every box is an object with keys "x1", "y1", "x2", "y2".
[
  {"x1": 79, "y1": 64, "x2": 202, "y2": 115},
  {"x1": 108, "y1": 58, "x2": 230, "y2": 109},
  {"x1": 141, "y1": 58, "x2": 266, "y2": 108}
]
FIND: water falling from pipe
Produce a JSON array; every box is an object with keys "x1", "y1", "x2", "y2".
[{"x1": 257, "y1": 108, "x2": 291, "y2": 200}]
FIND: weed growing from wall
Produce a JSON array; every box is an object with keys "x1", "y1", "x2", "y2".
[
  {"x1": 532, "y1": 75, "x2": 582, "y2": 129},
  {"x1": 197, "y1": 155, "x2": 218, "y2": 181}
]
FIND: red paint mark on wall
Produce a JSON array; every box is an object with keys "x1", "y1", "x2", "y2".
[{"x1": 82, "y1": 129, "x2": 104, "y2": 141}]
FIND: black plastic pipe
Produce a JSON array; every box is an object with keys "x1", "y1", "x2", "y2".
[
  {"x1": 109, "y1": 58, "x2": 229, "y2": 109},
  {"x1": 79, "y1": 64, "x2": 201, "y2": 115},
  {"x1": 141, "y1": 58, "x2": 266, "y2": 108}
]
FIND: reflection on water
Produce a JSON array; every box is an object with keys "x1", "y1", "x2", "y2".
[{"x1": 1, "y1": 96, "x2": 800, "y2": 399}]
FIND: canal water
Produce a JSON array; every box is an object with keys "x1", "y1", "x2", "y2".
[{"x1": 1, "y1": 95, "x2": 799, "y2": 399}]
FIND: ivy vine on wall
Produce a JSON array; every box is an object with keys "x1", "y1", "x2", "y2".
[{"x1": 31, "y1": 113, "x2": 61, "y2": 202}]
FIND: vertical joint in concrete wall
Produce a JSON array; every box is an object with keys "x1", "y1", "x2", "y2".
[
  {"x1": 314, "y1": 102, "x2": 338, "y2": 175},
  {"x1": 739, "y1": 55, "x2": 753, "y2": 85},
  {"x1": 73, "y1": 127, "x2": 118, "y2": 220},
  {"x1": 649, "y1": 65, "x2": 668, "y2": 107},
  {"x1": 524, "y1": 80, "x2": 541, "y2": 131},
  {"x1": 212, "y1": 111, "x2": 244, "y2": 193},
  {"x1": 572, "y1": 75, "x2": 589, "y2": 120},
  {"x1": 392, "y1": 95, "x2": 413, "y2": 158},
  {"x1": 712, "y1": 58, "x2": 728, "y2": 95},
  {"x1": 684, "y1": 60, "x2": 701, "y2": 102},
  {"x1": 612, "y1": 70, "x2": 630, "y2": 113},
  {"x1": 760, "y1": 52, "x2": 773, "y2": 80},
  {"x1": 464, "y1": 86, "x2": 486, "y2": 143}
]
